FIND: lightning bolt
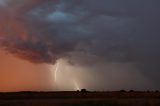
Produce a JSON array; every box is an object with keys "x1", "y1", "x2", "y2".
[
  {"x1": 73, "y1": 80, "x2": 80, "y2": 90},
  {"x1": 54, "y1": 62, "x2": 59, "y2": 83},
  {"x1": 50, "y1": 60, "x2": 81, "y2": 91}
]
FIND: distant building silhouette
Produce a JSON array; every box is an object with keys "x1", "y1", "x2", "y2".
[{"x1": 81, "y1": 89, "x2": 88, "y2": 92}]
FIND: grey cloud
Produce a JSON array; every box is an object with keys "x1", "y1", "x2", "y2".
[{"x1": 0, "y1": 0, "x2": 160, "y2": 90}]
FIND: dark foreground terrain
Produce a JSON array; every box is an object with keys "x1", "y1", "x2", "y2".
[{"x1": 0, "y1": 91, "x2": 160, "y2": 106}]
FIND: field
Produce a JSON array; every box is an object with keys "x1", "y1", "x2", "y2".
[{"x1": 0, "y1": 91, "x2": 160, "y2": 106}]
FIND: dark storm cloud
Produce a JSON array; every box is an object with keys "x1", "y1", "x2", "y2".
[{"x1": 0, "y1": 0, "x2": 160, "y2": 89}]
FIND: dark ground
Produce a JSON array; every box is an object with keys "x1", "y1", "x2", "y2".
[{"x1": 0, "y1": 91, "x2": 160, "y2": 106}]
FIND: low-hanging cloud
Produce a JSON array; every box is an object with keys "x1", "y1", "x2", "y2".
[{"x1": 0, "y1": 0, "x2": 160, "y2": 90}]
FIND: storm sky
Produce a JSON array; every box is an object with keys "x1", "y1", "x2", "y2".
[{"x1": 0, "y1": 0, "x2": 160, "y2": 91}]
